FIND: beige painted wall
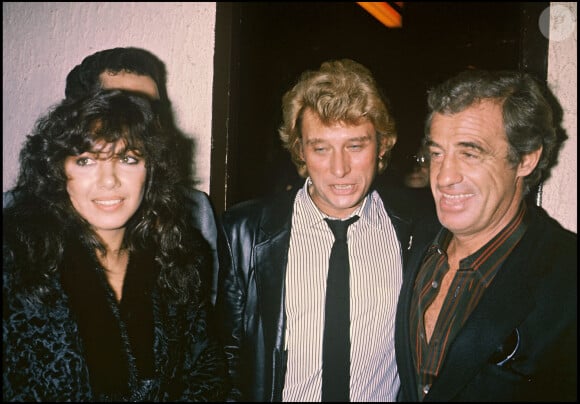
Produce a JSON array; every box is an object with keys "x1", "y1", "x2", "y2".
[
  {"x1": 3, "y1": 2, "x2": 577, "y2": 232},
  {"x1": 544, "y1": 2, "x2": 577, "y2": 232},
  {"x1": 3, "y1": 2, "x2": 216, "y2": 193}
]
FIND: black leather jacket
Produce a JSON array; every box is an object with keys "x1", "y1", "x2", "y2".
[
  {"x1": 215, "y1": 183, "x2": 416, "y2": 401},
  {"x1": 182, "y1": 188, "x2": 220, "y2": 305}
]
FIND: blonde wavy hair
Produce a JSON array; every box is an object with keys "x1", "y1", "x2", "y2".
[{"x1": 278, "y1": 59, "x2": 397, "y2": 177}]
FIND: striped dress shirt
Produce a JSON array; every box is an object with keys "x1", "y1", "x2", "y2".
[
  {"x1": 410, "y1": 203, "x2": 528, "y2": 398},
  {"x1": 283, "y1": 180, "x2": 403, "y2": 402}
]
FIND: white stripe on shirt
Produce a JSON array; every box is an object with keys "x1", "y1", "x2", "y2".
[{"x1": 283, "y1": 180, "x2": 402, "y2": 402}]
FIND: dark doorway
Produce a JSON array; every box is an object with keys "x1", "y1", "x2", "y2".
[{"x1": 210, "y1": 2, "x2": 549, "y2": 214}]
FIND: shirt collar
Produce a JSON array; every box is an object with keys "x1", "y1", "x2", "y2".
[
  {"x1": 294, "y1": 178, "x2": 368, "y2": 229},
  {"x1": 425, "y1": 203, "x2": 529, "y2": 285}
]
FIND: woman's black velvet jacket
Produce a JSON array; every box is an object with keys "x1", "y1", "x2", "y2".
[{"x1": 3, "y1": 208, "x2": 227, "y2": 402}]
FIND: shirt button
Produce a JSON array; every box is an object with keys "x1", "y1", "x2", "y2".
[
  {"x1": 423, "y1": 384, "x2": 431, "y2": 395},
  {"x1": 431, "y1": 280, "x2": 439, "y2": 288}
]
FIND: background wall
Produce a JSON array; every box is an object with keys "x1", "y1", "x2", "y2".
[
  {"x1": 3, "y1": 2, "x2": 216, "y2": 193},
  {"x1": 544, "y1": 2, "x2": 577, "y2": 232},
  {"x1": 3, "y1": 2, "x2": 576, "y2": 232}
]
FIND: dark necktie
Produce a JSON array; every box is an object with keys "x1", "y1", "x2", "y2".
[{"x1": 322, "y1": 215, "x2": 359, "y2": 402}]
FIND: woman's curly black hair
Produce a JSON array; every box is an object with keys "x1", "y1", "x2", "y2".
[{"x1": 4, "y1": 89, "x2": 208, "y2": 306}]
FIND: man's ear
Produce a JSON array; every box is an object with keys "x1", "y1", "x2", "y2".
[{"x1": 517, "y1": 146, "x2": 542, "y2": 177}]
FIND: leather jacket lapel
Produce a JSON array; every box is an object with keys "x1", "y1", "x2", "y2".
[
  {"x1": 254, "y1": 228, "x2": 291, "y2": 352},
  {"x1": 253, "y1": 189, "x2": 296, "y2": 400}
]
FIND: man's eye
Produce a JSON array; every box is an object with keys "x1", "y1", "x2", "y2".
[
  {"x1": 461, "y1": 151, "x2": 480, "y2": 160},
  {"x1": 348, "y1": 144, "x2": 362, "y2": 150},
  {"x1": 429, "y1": 150, "x2": 442, "y2": 160}
]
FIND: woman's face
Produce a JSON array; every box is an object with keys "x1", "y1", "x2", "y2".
[{"x1": 64, "y1": 140, "x2": 147, "y2": 243}]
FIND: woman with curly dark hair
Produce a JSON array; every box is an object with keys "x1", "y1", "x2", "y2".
[{"x1": 3, "y1": 89, "x2": 227, "y2": 401}]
